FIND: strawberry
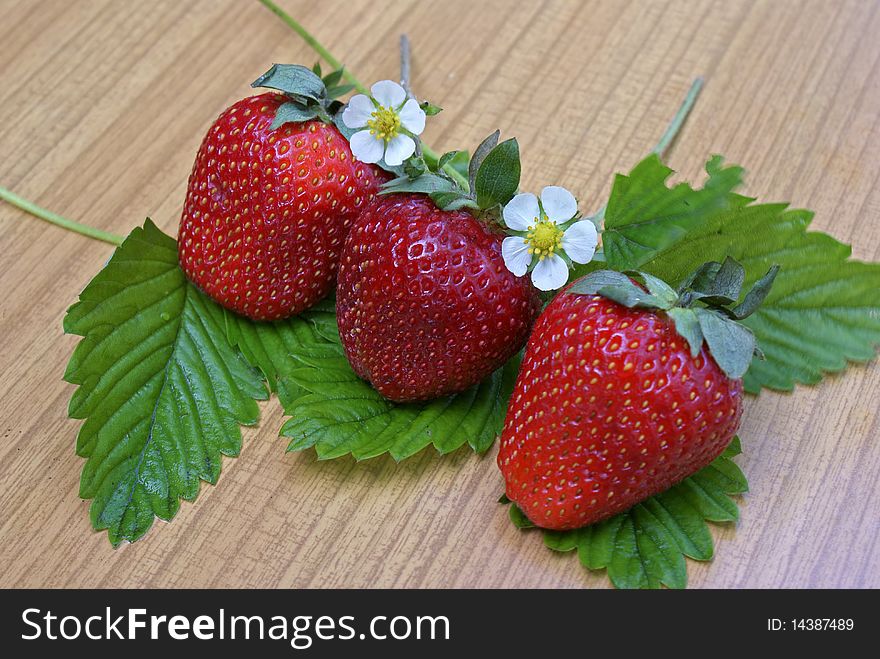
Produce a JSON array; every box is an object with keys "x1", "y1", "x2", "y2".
[
  {"x1": 498, "y1": 262, "x2": 778, "y2": 529},
  {"x1": 178, "y1": 66, "x2": 387, "y2": 320},
  {"x1": 336, "y1": 194, "x2": 543, "y2": 402}
]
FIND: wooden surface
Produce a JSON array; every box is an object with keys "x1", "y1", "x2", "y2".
[{"x1": 1, "y1": 0, "x2": 879, "y2": 589}]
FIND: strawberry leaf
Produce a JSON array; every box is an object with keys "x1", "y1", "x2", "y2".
[
  {"x1": 603, "y1": 156, "x2": 880, "y2": 393},
  {"x1": 637, "y1": 203, "x2": 880, "y2": 393},
  {"x1": 63, "y1": 220, "x2": 267, "y2": 546},
  {"x1": 505, "y1": 438, "x2": 746, "y2": 589},
  {"x1": 474, "y1": 138, "x2": 521, "y2": 210},
  {"x1": 226, "y1": 309, "x2": 520, "y2": 461},
  {"x1": 601, "y1": 155, "x2": 744, "y2": 268}
]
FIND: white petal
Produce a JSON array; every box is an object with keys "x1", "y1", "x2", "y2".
[
  {"x1": 349, "y1": 130, "x2": 385, "y2": 164},
  {"x1": 398, "y1": 98, "x2": 426, "y2": 135},
  {"x1": 503, "y1": 193, "x2": 540, "y2": 231},
  {"x1": 501, "y1": 236, "x2": 532, "y2": 277},
  {"x1": 371, "y1": 80, "x2": 406, "y2": 108},
  {"x1": 341, "y1": 94, "x2": 374, "y2": 129},
  {"x1": 383, "y1": 134, "x2": 415, "y2": 166},
  {"x1": 531, "y1": 254, "x2": 569, "y2": 291},
  {"x1": 561, "y1": 220, "x2": 599, "y2": 264},
  {"x1": 541, "y1": 185, "x2": 578, "y2": 223}
]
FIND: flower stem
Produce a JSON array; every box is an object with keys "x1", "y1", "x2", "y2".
[
  {"x1": 0, "y1": 186, "x2": 124, "y2": 246},
  {"x1": 258, "y1": 0, "x2": 470, "y2": 190},
  {"x1": 399, "y1": 34, "x2": 413, "y2": 98},
  {"x1": 399, "y1": 34, "x2": 424, "y2": 160}
]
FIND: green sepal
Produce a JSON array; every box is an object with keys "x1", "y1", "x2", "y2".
[
  {"x1": 252, "y1": 63, "x2": 340, "y2": 131},
  {"x1": 326, "y1": 83, "x2": 355, "y2": 99},
  {"x1": 568, "y1": 259, "x2": 775, "y2": 380},
  {"x1": 732, "y1": 264, "x2": 780, "y2": 319},
  {"x1": 681, "y1": 256, "x2": 746, "y2": 306},
  {"x1": 421, "y1": 101, "x2": 442, "y2": 116},
  {"x1": 694, "y1": 308, "x2": 756, "y2": 379},
  {"x1": 632, "y1": 270, "x2": 679, "y2": 307},
  {"x1": 270, "y1": 102, "x2": 319, "y2": 130},
  {"x1": 568, "y1": 270, "x2": 673, "y2": 310},
  {"x1": 252, "y1": 63, "x2": 327, "y2": 102},
  {"x1": 431, "y1": 191, "x2": 479, "y2": 211},
  {"x1": 380, "y1": 173, "x2": 458, "y2": 196},
  {"x1": 667, "y1": 307, "x2": 704, "y2": 357},
  {"x1": 437, "y1": 150, "x2": 469, "y2": 181},
  {"x1": 319, "y1": 67, "x2": 355, "y2": 99}
]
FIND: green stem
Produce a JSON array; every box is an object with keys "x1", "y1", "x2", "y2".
[
  {"x1": 0, "y1": 186, "x2": 124, "y2": 246},
  {"x1": 257, "y1": 0, "x2": 368, "y2": 95},
  {"x1": 651, "y1": 77, "x2": 703, "y2": 158},
  {"x1": 258, "y1": 0, "x2": 469, "y2": 190},
  {"x1": 590, "y1": 77, "x2": 704, "y2": 227}
]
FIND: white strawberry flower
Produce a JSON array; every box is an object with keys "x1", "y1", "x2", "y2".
[
  {"x1": 501, "y1": 186, "x2": 598, "y2": 291},
  {"x1": 341, "y1": 80, "x2": 426, "y2": 167}
]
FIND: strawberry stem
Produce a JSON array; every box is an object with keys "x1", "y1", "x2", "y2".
[
  {"x1": 258, "y1": 0, "x2": 470, "y2": 190},
  {"x1": 257, "y1": 0, "x2": 368, "y2": 95},
  {"x1": 400, "y1": 34, "x2": 413, "y2": 98},
  {"x1": 0, "y1": 186, "x2": 124, "y2": 246},
  {"x1": 651, "y1": 77, "x2": 704, "y2": 158},
  {"x1": 589, "y1": 77, "x2": 704, "y2": 229}
]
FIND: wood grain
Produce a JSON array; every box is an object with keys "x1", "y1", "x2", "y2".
[{"x1": 1, "y1": 0, "x2": 878, "y2": 588}]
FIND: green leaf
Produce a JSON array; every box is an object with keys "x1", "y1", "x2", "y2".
[
  {"x1": 506, "y1": 438, "x2": 746, "y2": 589},
  {"x1": 270, "y1": 101, "x2": 319, "y2": 130},
  {"x1": 636, "y1": 202, "x2": 880, "y2": 393},
  {"x1": 226, "y1": 310, "x2": 521, "y2": 461},
  {"x1": 63, "y1": 220, "x2": 266, "y2": 546},
  {"x1": 568, "y1": 269, "x2": 633, "y2": 294},
  {"x1": 474, "y1": 138, "x2": 521, "y2": 210},
  {"x1": 252, "y1": 63, "x2": 326, "y2": 102},
  {"x1": 468, "y1": 131, "x2": 499, "y2": 193},
  {"x1": 602, "y1": 155, "x2": 743, "y2": 269}
]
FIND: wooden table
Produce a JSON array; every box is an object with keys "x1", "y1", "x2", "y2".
[{"x1": 1, "y1": 0, "x2": 878, "y2": 589}]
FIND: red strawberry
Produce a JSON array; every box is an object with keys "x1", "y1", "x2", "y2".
[
  {"x1": 336, "y1": 194, "x2": 542, "y2": 402},
  {"x1": 497, "y1": 261, "x2": 777, "y2": 530},
  {"x1": 178, "y1": 92, "x2": 387, "y2": 320}
]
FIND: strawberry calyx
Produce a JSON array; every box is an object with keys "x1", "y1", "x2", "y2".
[
  {"x1": 378, "y1": 129, "x2": 522, "y2": 221},
  {"x1": 251, "y1": 63, "x2": 352, "y2": 130},
  {"x1": 568, "y1": 258, "x2": 780, "y2": 379}
]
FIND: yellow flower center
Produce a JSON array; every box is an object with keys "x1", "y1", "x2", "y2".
[
  {"x1": 367, "y1": 106, "x2": 401, "y2": 142},
  {"x1": 526, "y1": 218, "x2": 564, "y2": 260}
]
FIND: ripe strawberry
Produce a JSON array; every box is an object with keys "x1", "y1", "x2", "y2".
[
  {"x1": 498, "y1": 263, "x2": 778, "y2": 529},
  {"x1": 336, "y1": 194, "x2": 543, "y2": 402},
  {"x1": 178, "y1": 86, "x2": 386, "y2": 320}
]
